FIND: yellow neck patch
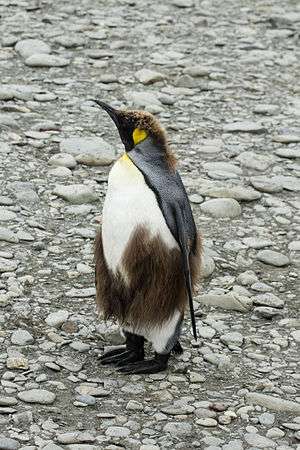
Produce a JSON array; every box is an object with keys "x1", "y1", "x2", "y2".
[{"x1": 133, "y1": 128, "x2": 147, "y2": 145}]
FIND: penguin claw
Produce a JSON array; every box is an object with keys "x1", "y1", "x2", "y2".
[
  {"x1": 99, "y1": 346, "x2": 126, "y2": 361},
  {"x1": 117, "y1": 358, "x2": 168, "y2": 375},
  {"x1": 100, "y1": 350, "x2": 144, "y2": 366}
]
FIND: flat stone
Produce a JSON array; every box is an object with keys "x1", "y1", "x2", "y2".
[
  {"x1": 236, "y1": 151, "x2": 274, "y2": 171},
  {"x1": 0, "y1": 258, "x2": 18, "y2": 273},
  {"x1": 45, "y1": 310, "x2": 69, "y2": 327},
  {"x1": 18, "y1": 389, "x2": 56, "y2": 405},
  {"x1": 163, "y1": 422, "x2": 192, "y2": 436},
  {"x1": 242, "y1": 237, "x2": 272, "y2": 249},
  {"x1": 15, "y1": 39, "x2": 51, "y2": 58},
  {"x1": 42, "y1": 444, "x2": 64, "y2": 450},
  {"x1": 0, "y1": 396, "x2": 18, "y2": 406},
  {"x1": 253, "y1": 104, "x2": 279, "y2": 115},
  {"x1": 0, "y1": 209, "x2": 17, "y2": 221},
  {"x1": 272, "y1": 134, "x2": 300, "y2": 143},
  {"x1": 200, "y1": 198, "x2": 241, "y2": 218},
  {"x1": 135, "y1": 69, "x2": 165, "y2": 84},
  {"x1": 65, "y1": 287, "x2": 96, "y2": 298},
  {"x1": 53, "y1": 184, "x2": 98, "y2": 204},
  {"x1": 253, "y1": 293, "x2": 284, "y2": 308},
  {"x1": 25, "y1": 54, "x2": 69, "y2": 67},
  {"x1": 60, "y1": 137, "x2": 115, "y2": 166},
  {"x1": 49, "y1": 153, "x2": 77, "y2": 169},
  {"x1": 76, "y1": 384, "x2": 110, "y2": 397},
  {"x1": 196, "y1": 418, "x2": 218, "y2": 427},
  {"x1": 266, "y1": 428, "x2": 285, "y2": 439},
  {"x1": 56, "y1": 356, "x2": 83, "y2": 372},
  {"x1": 258, "y1": 412, "x2": 275, "y2": 426},
  {"x1": 198, "y1": 326, "x2": 216, "y2": 339},
  {"x1": 0, "y1": 227, "x2": 19, "y2": 243},
  {"x1": 250, "y1": 176, "x2": 282, "y2": 193},
  {"x1": 11, "y1": 329, "x2": 34, "y2": 345},
  {"x1": 198, "y1": 180, "x2": 261, "y2": 201},
  {"x1": 197, "y1": 292, "x2": 252, "y2": 312},
  {"x1": 220, "y1": 331, "x2": 243, "y2": 347},
  {"x1": 203, "y1": 162, "x2": 243, "y2": 175},
  {"x1": 246, "y1": 392, "x2": 300, "y2": 413},
  {"x1": 56, "y1": 432, "x2": 95, "y2": 444},
  {"x1": 223, "y1": 121, "x2": 266, "y2": 133},
  {"x1": 291, "y1": 330, "x2": 300, "y2": 343},
  {"x1": 125, "y1": 91, "x2": 163, "y2": 110},
  {"x1": 201, "y1": 253, "x2": 215, "y2": 278},
  {"x1": 275, "y1": 148, "x2": 300, "y2": 158},
  {"x1": 244, "y1": 433, "x2": 276, "y2": 448},
  {"x1": 6, "y1": 356, "x2": 28, "y2": 370},
  {"x1": 105, "y1": 426, "x2": 130, "y2": 437},
  {"x1": 0, "y1": 436, "x2": 20, "y2": 450},
  {"x1": 256, "y1": 250, "x2": 290, "y2": 267}
]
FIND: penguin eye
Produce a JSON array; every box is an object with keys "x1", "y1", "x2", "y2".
[{"x1": 132, "y1": 128, "x2": 147, "y2": 145}]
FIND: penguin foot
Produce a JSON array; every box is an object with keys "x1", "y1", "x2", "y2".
[
  {"x1": 100, "y1": 350, "x2": 144, "y2": 366},
  {"x1": 118, "y1": 353, "x2": 169, "y2": 375}
]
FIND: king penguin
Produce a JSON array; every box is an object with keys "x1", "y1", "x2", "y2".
[{"x1": 93, "y1": 100, "x2": 202, "y2": 374}]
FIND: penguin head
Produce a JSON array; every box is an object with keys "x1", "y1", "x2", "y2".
[{"x1": 93, "y1": 100, "x2": 167, "y2": 153}]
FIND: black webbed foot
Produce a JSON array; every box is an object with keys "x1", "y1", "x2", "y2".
[
  {"x1": 118, "y1": 353, "x2": 170, "y2": 375},
  {"x1": 101, "y1": 350, "x2": 144, "y2": 366},
  {"x1": 100, "y1": 332, "x2": 144, "y2": 366}
]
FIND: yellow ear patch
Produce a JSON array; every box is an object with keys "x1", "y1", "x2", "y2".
[{"x1": 133, "y1": 128, "x2": 147, "y2": 145}]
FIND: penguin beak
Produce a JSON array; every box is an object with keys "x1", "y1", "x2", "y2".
[
  {"x1": 92, "y1": 100, "x2": 120, "y2": 128},
  {"x1": 92, "y1": 99, "x2": 134, "y2": 152}
]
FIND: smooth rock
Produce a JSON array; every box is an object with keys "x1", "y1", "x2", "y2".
[
  {"x1": 0, "y1": 227, "x2": 18, "y2": 243},
  {"x1": 220, "y1": 332, "x2": 243, "y2": 347},
  {"x1": 197, "y1": 293, "x2": 252, "y2": 312},
  {"x1": 0, "y1": 436, "x2": 20, "y2": 450},
  {"x1": 25, "y1": 54, "x2": 69, "y2": 67},
  {"x1": 60, "y1": 137, "x2": 115, "y2": 166},
  {"x1": 53, "y1": 185, "x2": 98, "y2": 204},
  {"x1": 135, "y1": 69, "x2": 165, "y2": 84},
  {"x1": 223, "y1": 122, "x2": 266, "y2": 133},
  {"x1": 200, "y1": 198, "x2": 241, "y2": 218},
  {"x1": 246, "y1": 392, "x2": 300, "y2": 413},
  {"x1": 49, "y1": 153, "x2": 77, "y2": 169},
  {"x1": 18, "y1": 389, "x2": 56, "y2": 405},
  {"x1": 45, "y1": 310, "x2": 69, "y2": 327},
  {"x1": 253, "y1": 293, "x2": 284, "y2": 308},
  {"x1": 244, "y1": 433, "x2": 276, "y2": 448},
  {"x1": 256, "y1": 250, "x2": 290, "y2": 267},
  {"x1": 105, "y1": 427, "x2": 130, "y2": 437},
  {"x1": 11, "y1": 329, "x2": 34, "y2": 345},
  {"x1": 15, "y1": 39, "x2": 50, "y2": 58}
]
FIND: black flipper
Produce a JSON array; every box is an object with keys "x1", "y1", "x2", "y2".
[
  {"x1": 175, "y1": 208, "x2": 198, "y2": 341},
  {"x1": 128, "y1": 138, "x2": 199, "y2": 340}
]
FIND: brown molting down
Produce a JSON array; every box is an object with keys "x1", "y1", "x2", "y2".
[
  {"x1": 120, "y1": 109, "x2": 177, "y2": 170},
  {"x1": 94, "y1": 226, "x2": 202, "y2": 330}
]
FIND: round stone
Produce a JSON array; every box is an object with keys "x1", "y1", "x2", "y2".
[
  {"x1": 49, "y1": 153, "x2": 77, "y2": 169},
  {"x1": 18, "y1": 389, "x2": 56, "y2": 405},
  {"x1": 200, "y1": 198, "x2": 242, "y2": 218},
  {"x1": 15, "y1": 39, "x2": 51, "y2": 58},
  {"x1": 256, "y1": 250, "x2": 290, "y2": 267}
]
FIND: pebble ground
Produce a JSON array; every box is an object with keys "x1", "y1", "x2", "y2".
[{"x1": 0, "y1": 0, "x2": 299, "y2": 449}]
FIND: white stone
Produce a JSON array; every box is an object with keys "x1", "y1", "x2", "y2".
[
  {"x1": 49, "y1": 153, "x2": 77, "y2": 168},
  {"x1": 60, "y1": 137, "x2": 115, "y2": 166},
  {"x1": 15, "y1": 39, "x2": 51, "y2": 58},
  {"x1": 200, "y1": 198, "x2": 241, "y2": 218},
  {"x1": 45, "y1": 310, "x2": 69, "y2": 327}
]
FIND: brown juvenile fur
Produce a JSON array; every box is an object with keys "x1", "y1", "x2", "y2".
[
  {"x1": 94, "y1": 226, "x2": 202, "y2": 330},
  {"x1": 120, "y1": 110, "x2": 177, "y2": 170}
]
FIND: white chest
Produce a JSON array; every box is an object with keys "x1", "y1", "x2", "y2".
[{"x1": 101, "y1": 155, "x2": 178, "y2": 275}]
